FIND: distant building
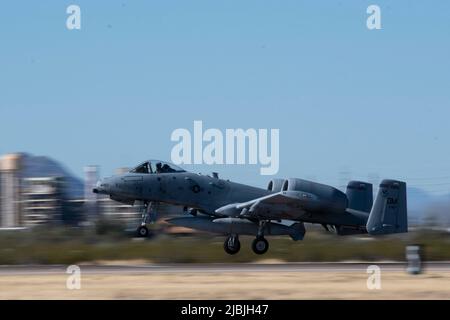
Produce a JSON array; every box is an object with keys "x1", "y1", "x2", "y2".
[
  {"x1": 98, "y1": 197, "x2": 141, "y2": 225},
  {"x1": 21, "y1": 177, "x2": 64, "y2": 227},
  {"x1": 0, "y1": 153, "x2": 84, "y2": 228},
  {"x1": 0, "y1": 154, "x2": 23, "y2": 227}
]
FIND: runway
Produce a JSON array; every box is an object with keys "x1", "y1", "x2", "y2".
[
  {"x1": 0, "y1": 262, "x2": 449, "y2": 275},
  {"x1": 1, "y1": 262, "x2": 449, "y2": 299}
]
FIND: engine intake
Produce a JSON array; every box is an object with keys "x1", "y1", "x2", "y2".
[{"x1": 267, "y1": 178, "x2": 285, "y2": 192}]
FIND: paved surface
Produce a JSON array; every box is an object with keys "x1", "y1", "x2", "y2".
[
  {"x1": 1, "y1": 263, "x2": 449, "y2": 299},
  {"x1": 0, "y1": 262, "x2": 448, "y2": 275}
]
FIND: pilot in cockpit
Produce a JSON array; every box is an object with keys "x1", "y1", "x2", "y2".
[
  {"x1": 135, "y1": 162, "x2": 150, "y2": 174},
  {"x1": 162, "y1": 164, "x2": 175, "y2": 173},
  {"x1": 131, "y1": 160, "x2": 185, "y2": 175}
]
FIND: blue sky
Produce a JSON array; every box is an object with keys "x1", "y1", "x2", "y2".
[{"x1": 1, "y1": 1, "x2": 450, "y2": 194}]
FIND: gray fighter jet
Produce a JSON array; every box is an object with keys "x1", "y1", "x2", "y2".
[{"x1": 93, "y1": 160, "x2": 408, "y2": 255}]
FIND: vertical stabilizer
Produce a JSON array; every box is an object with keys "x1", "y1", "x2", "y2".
[{"x1": 366, "y1": 180, "x2": 408, "y2": 235}]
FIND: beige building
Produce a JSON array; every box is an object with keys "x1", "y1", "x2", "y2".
[
  {"x1": 0, "y1": 153, "x2": 68, "y2": 228},
  {"x1": 21, "y1": 177, "x2": 64, "y2": 227},
  {"x1": 0, "y1": 154, "x2": 23, "y2": 227}
]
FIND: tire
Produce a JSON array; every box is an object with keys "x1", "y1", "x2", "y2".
[
  {"x1": 252, "y1": 237, "x2": 269, "y2": 255},
  {"x1": 137, "y1": 225, "x2": 149, "y2": 238},
  {"x1": 224, "y1": 236, "x2": 241, "y2": 255}
]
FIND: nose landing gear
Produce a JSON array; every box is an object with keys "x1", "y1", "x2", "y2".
[
  {"x1": 136, "y1": 201, "x2": 156, "y2": 238},
  {"x1": 137, "y1": 225, "x2": 149, "y2": 237}
]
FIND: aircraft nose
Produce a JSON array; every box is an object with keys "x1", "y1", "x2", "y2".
[{"x1": 92, "y1": 179, "x2": 103, "y2": 194}]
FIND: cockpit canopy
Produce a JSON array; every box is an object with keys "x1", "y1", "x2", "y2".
[{"x1": 130, "y1": 160, "x2": 186, "y2": 174}]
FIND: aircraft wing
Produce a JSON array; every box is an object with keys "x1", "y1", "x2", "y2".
[{"x1": 215, "y1": 191, "x2": 320, "y2": 220}]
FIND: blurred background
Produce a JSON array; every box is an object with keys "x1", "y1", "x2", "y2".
[{"x1": 0, "y1": 151, "x2": 448, "y2": 264}]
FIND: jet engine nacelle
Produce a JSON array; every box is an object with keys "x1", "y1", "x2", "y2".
[
  {"x1": 267, "y1": 178, "x2": 285, "y2": 192},
  {"x1": 281, "y1": 178, "x2": 348, "y2": 214}
]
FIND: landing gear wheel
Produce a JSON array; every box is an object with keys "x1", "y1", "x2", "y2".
[
  {"x1": 224, "y1": 235, "x2": 241, "y2": 255},
  {"x1": 137, "y1": 225, "x2": 149, "y2": 238},
  {"x1": 252, "y1": 237, "x2": 269, "y2": 255}
]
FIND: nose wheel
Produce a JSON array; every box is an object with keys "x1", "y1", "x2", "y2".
[
  {"x1": 136, "y1": 202, "x2": 158, "y2": 238},
  {"x1": 252, "y1": 237, "x2": 269, "y2": 255},
  {"x1": 136, "y1": 202, "x2": 155, "y2": 238},
  {"x1": 223, "y1": 235, "x2": 241, "y2": 255},
  {"x1": 137, "y1": 225, "x2": 149, "y2": 238}
]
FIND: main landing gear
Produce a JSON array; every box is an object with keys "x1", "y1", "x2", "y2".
[
  {"x1": 223, "y1": 220, "x2": 270, "y2": 255},
  {"x1": 252, "y1": 220, "x2": 269, "y2": 255},
  {"x1": 224, "y1": 234, "x2": 241, "y2": 255},
  {"x1": 252, "y1": 236, "x2": 269, "y2": 255}
]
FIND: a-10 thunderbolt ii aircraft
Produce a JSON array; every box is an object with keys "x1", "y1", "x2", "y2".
[{"x1": 93, "y1": 160, "x2": 408, "y2": 255}]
